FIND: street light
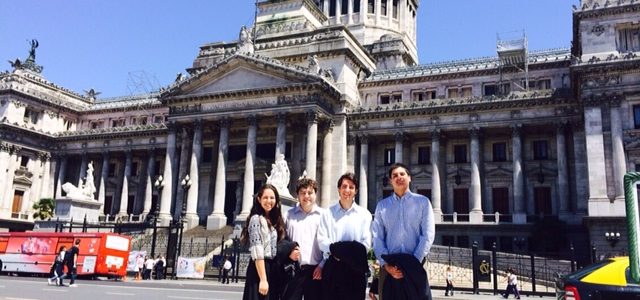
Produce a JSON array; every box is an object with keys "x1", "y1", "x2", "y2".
[
  {"x1": 150, "y1": 175, "x2": 164, "y2": 257},
  {"x1": 174, "y1": 174, "x2": 192, "y2": 278},
  {"x1": 605, "y1": 231, "x2": 621, "y2": 248}
]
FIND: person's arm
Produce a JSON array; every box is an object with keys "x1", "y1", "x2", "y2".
[
  {"x1": 315, "y1": 209, "x2": 332, "y2": 261},
  {"x1": 360, "y1": 208, "x2": 373, "y2": 251},
  {"x1": 255, "y1": 258, "x2": 269, "y2": 295},
  {"x1": 73, "y1": 249, "x2": 78, "y2": 268},
  {"x1": 413, "y1": 198, "x2": 435, "y2": 261},
  {"x1": 371, "y1": 203, "x2": 388, "y2": 266}
]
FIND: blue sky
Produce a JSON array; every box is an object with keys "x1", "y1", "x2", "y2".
[{"x1": 0, "y1": 0, "x2": 578, "y2": 98}]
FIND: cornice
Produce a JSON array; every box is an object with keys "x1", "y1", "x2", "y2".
[
  {"x1": 55, "y1": 123, "x2": 168, "y2": 141},
  {"x1": 574, "y1": 2, "x2": 640, "y2": 19},
  {"x1": 348, "y1": 89, "x2": 575, "y2": 120}
]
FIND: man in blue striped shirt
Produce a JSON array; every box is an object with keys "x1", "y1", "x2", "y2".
[{"x1": 372, "y1": 163, "x2": 435, "y2": 299}]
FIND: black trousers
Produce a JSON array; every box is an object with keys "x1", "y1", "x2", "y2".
[
  {"x1": 281, "y1": 265, "x2": 322, "y2": 300},
  {"x1": 322, "y1": 259, "x2": 367, "y2": 300}
]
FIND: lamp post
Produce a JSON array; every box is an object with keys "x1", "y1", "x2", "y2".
[
  {"x1": 176, "y1": 174, "x2": 191, "y2": 263},
  {"x1": 605, "y1": 231, "x2": 621, "y2": 248},
  {"x1": 151, "y1": 175, "x2": 164, "y2": 257}
]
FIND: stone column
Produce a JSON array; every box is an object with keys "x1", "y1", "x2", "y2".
[
  {"x1": 346, "y1": 134, "x2": 356, "y2": 173},
  {"x1": 78, "y1": 153, "x2": 88, "y2": 187},
  {"x1": 359, "y1": 135, "x2": 369, "y2": 210},
  {"x1": 55, "y1": 155, "x2": 68, "y2": 199},
  {"x1": 323, "y1": 0, "x2": 329, "y2": 15},
  {"x1": 208, "y1": 118, "x2": 230, "y2": 230},
  {"x1": 240, "y1": 116, "x2": 258, "y2": 219},
  {"x1": 159, "y1": 125, "x2": 177, "y2": 224},
  {"x1": 335, "y1": 0, "x2": 342, "y2": 23},
  {"x1": 320, "y1": 121, "x2": 334, "y2": 208},
  {"x1": 275, "y1": 113, "x2": 287, "y2": 161},
  {"x1": 555, "y1": 122, "x2": 570, "y2": 217},
  {"x1": 610, "y1": 100, "x2": 626, "y2": 200},
  {"x1": 469, "y1": 127, "x2": 483, "y2": 223},
  {"x1": 142, "y1": 149, "x2": 156, "y2": 215},
  {"x1": 376, "y1": 0, "x2": 381, "y2": 23},
  {"x1": 431, "y1": 129, "x2": 442, "y2": 223},
  {"x1": 511, "y1": 124, "x2": 526, "y2": 224},
  {"x1": 347, "y1": 0, "x2": 353, "y2": 24},
  {"x1": 394, "y1": 132, "x2": 404, "y2": 163},
  {"x1": 40, "y1": 153, "x2": 53, "y2": 199},
  {"x1": 305, "y1": 112, "x2": 319, "y2": 179},
  {"x1": 98, "y1": 151, "x2": 110, "y2": 213},
  {"x1": 175, "y1": 127, "x2": 191, "y2": 219},
  {"x1": 118, "y1": 150, "x2": 132, "y2": 216},
  {"x1": 183, "y1": 121, "x2": 202, "y2": 227},
  {"x1": 584, "y1": 104, "x2": 609, "y2": 215},
  {"x1": 2, "y1": 146, "x2": 20, "y2": 213}
]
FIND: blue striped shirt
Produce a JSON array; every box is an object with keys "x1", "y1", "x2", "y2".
[{"x1": 371, "y1": 191, "x2": 435, "y2": 266}]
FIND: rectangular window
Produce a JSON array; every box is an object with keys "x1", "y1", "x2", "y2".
[
  {"x1": 353, "y1": 0, "x2": 360, "y2": 12},
  {"x1": 500, "y1": 83, "x2": 511, "y2": 94},
  {"x1": 453, "y1": 188, "x2": 469, "y2": 213},
  {"x1": 154, "y1": 116, "x2": 164, "y2": 124},
  {"x1": 368, "y1": 0, "x2": 375, "y2": 13},
  {"x1": 203, "y1": 146, "x2": 213, "y2": 163},
  {"x1": 413, "y1": 92, "x2": 424, "y2": 101},
  {"x1": 381, "y1": 0, "x2": 387, "y2": 16},
  {"x1": 454, "y1": 144, "x2": 467, "y2": 163},
  {"x1": 461, "y1": 87, "x2": 472, "y2": 98},
  {"x1": 108, "y1": 163, "x2": 116, "y2": 178},
  {"x1": 392, "y1": 0, "x2": 399, "y2": 18},
  {"x1": 633, "y1": 105, "x2": 640, "y2": 129},
  {"x1": 533, "y1": 140, "x2": 549, "y2": 160},
  {"x1": 392, "y1": 94, "x2": 402, "y2": 103},
  {"x1": 23, "y1": 108, "x2": 39, "y2": 124},
  {"x1": 618, "y1": 26, "x2": 640, "y2": 52},
  {"x1": 534, "y1": 187, "x2": 552, "y2": 215},
  {"x1": 154, "y1": 160, "x2": 162, "y2": 177},
  {"x1": 131, "y1": 162, "x2": 139, "y2": 177},
  {"x1": 341, "y1": 0, "x2": 348, "y2": 15},
  {"x1": 483, "y1": 84, "x2": 497, "y2": 96},
  {"x1": 447, "y1": 88, "x2": 459, "y2": 98},
  {"x1": 380, "y1": 95, "x2": 390, "y2": 104},
  {"x1": 384, "y1": 148, "x2": 395, "y2": 166},
  {"x1": 329, "y1": 0, "x2": 337, "y2": 16},
  {"x1": 492, "y1": 142, "x2": 507, "y2": 162},
  {"x1": 537, "y1": 79, "x2": 551, "y2": 90},
  {"x1": 426, "y1": 90, "x2": 436, "y2": 99},
  {"x1": 418, "y1": 146, "x2": 430, "y2": 164},
  {"x1": 492, "y1": 187, "x2": 509, "y2": 214},
  {"x1": 20, "y1": 156, "x2": 29, "y2": 168}
]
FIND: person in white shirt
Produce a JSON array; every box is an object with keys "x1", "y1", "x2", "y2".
[
  {"x1": 283, "y1": 177, "x2": 325, "y2": 300},
  {"x1": 144, "y1": 256, "x2": 155, "y2": 280},
  {"x1": 222, "y1": 256, "x2": 233, "y2": 284},
  {"x1": 317, "y1": 172, "x2": 372, "y2": 300}
]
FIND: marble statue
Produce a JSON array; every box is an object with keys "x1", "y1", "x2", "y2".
[
  {"x1": 62, "y1": 161, "x2": 97, "y2": 200},
  {"x1": 237, "y1": 25, "x2": 255, "y2": 54},
  {"x1": 265, "y1": 154, "x2": 293, "y2": 198}
]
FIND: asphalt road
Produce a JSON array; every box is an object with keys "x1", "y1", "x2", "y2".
[{"x1": 0, "y1": 276, "x2": 245, "y2": 300}]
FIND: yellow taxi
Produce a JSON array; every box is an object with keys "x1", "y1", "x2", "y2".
[{"x1": 556, "y1": 257, "x2": 640, "y2": 299}]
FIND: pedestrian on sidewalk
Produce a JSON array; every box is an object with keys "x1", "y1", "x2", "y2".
[
  {"x1": 154, "y1": 255, "x2": 165, "y2": 280},
  {"x1": 222, "y1": 255, "x2": 233, "y2": 284},
  {"x1": 48, "y1": 246, "x2": 66, "y2": 286},
  {"x1": 63, "y1": 239, "x2": 80, "y2": 287},
  {"x1": 135, "y1": 254, "x2": 144, "y2": 280},
  {"x1": 502, "y1": 268, "x2": 521, "y2": 299},
  {"x1": 144, "y1": 256, "x2": 155, "y2": 280},
  {"x1": 444, "y1": 266, "x2": 454, "y2": 296}
]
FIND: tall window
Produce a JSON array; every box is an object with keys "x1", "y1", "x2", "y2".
[
  {"x1": 634, "y1": 105, "x2": 640, "y2": 129},
  {"x1": 341, "y1": 0, "x2": 348, "y2": 15},
  {"x1": 483, "y1": 84, "x2": 497, "y2": 96},
  {"x1": 454, "y1": 145, "x2": 467, "y2": 163},
  {"x1": 384, "y1": 148, "x2": 395, "y2": 165},
  {"x1": 492, "y1": 142, "x2": 507, "y2": 162},
  {"x1": 20, "y1": 156, "x2": 29, "y2": 168},
  {"x1": 453, "y1": 188, "x2": 469, "y2": 213},
  {"x1": 418, "y1": 146, "x2": 430, "y2": 164},
  {"x1": 618, "y1": 26, "x2": 640, "y2": 52},
  {"x1": 203, "y1": 146, "x2": 214, "y2": 163},
  {"x1": 108, "y1": 163, "x2": 116, "y2": 177},
  {"x1": 492, "y1": 187, "x2": 509, "y2": 214},
  {"x1": 534, "y1": 187, "x2": 552, "y2": 215},
  {"x1": 368, "y1": 0, "x2": 375, "y2": 13},
  {"x1": 533, "y1": 140, "x2": 549, "y2": 160},
  {"x1": 537, "y1": 79, "x2": 551, "y2": 90},
  {"x1": 131, "y1": 162, "x2": 139, "y2": 177},
  {"x1": 447, "y1": 88, "x2": 459, "y2": 98},
  {"x1": 392, "y1": 0, "x2": 399, "y2": 18},
  {"x1": 353, "y1": 0, "x2": 360, "y2": 12},
  {"x1": 381, "y1": 0, "x2": 387, "y2": 16},
  {"x1": 380, "y1": 95, "x2": 390, "y2": 104},
  {"x1": 23, "y1": 108, "x2": 39, "y2": 124},
  {"x1": 329, "y1": 0, "x2": 337, "y2": 16},
  {"x1": 461, "y1": 87, "x2": 472, "y2": 97}
]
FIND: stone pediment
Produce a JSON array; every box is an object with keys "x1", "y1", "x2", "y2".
[
  {"x1": 167, "y1": 53, "x2": 334, "y2": 98},
  {"x1": 191, "y1": 67, "x2": 294, "y2": 94}
]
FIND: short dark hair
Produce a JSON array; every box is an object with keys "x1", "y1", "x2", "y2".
[
  {"x1": 296, "y1": 177, "x2": 318, "y2": 194},
  {"x1": 337, "y1": 172, "x2": 358, "y2": 190},
  {"x1": 388, "y1": 163, "x2": 411, "y2": 179},
  {"x1": 75, "y1": 239, "x2": 81, "y2": 245}
]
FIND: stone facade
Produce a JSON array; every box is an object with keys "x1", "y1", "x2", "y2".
[{"x1": 0, "y1": 0, "x2": 638, "y2": 260}]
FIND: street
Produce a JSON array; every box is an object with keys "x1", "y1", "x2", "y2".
[{"x1": 0, "y1": 276, "x2": 244, "y2": 300}]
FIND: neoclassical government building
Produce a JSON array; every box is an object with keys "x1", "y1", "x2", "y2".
[{"x1": 1, "y1": 0, "x2": 639, "y2": 258}]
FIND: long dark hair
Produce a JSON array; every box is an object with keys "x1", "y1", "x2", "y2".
[{"x1": 240, "y1": 184, "x2": 286, "y2": 245}]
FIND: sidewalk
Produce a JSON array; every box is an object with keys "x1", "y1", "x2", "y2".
[{"x1": 431, "y1": 291, "x2": 555, "y2": 300}]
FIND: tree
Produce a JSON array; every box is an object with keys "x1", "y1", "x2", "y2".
[{"x1": 32, "y1": 198, "x2": 55, "y2": 220}]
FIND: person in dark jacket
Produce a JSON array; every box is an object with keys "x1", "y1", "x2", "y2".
[
  {"x1": 380, "y1": 253, "x2": 429, "y2": 300},
  {"x1": 321, "y1": 241, "x2": 369, "y2": 300}
]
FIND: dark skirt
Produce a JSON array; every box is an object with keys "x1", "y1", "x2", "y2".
[{"x1": 243, "y1": 258, "x2": 275, "y2": 300}]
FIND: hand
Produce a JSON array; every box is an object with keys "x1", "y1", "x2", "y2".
[
  {"x1": 312, "y1": 265, "x2": 322, "y2": 280},
  {"x1": 258, "y1": 279, "x2": 269, "y2": 296},
  {"x1": 384, "y1": 264, "x2": 404, "y2": 279}
]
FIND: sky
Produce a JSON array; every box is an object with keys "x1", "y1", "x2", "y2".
[{"x1": 0, "y1": 0, "x2": 578, "y2": 98}]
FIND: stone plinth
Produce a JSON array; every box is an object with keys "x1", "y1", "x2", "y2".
[{"x1": 54, "y1": 197, "x2": 102, "y2": 223}]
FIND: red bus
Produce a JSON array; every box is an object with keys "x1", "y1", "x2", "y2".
[{"x1": 0, "y1": 232, "x2": 131, "y2": 278}]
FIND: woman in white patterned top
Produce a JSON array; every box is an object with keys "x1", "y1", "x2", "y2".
[{"x1": 241, "y1": 184, "x2": 286, "y2": 300}]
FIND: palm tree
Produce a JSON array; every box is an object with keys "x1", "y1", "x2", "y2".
[{"x1": 32, "y1": 198, "x2": 55, "y2": 220}]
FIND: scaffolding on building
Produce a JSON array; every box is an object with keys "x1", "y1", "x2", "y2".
[{"x1": 496, "y1": 31, "x2": 529, "y2": 95}]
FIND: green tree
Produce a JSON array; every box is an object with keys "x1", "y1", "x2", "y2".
[{"x1": 32, "y1": 198, "x2": 55, "y2": 220}]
